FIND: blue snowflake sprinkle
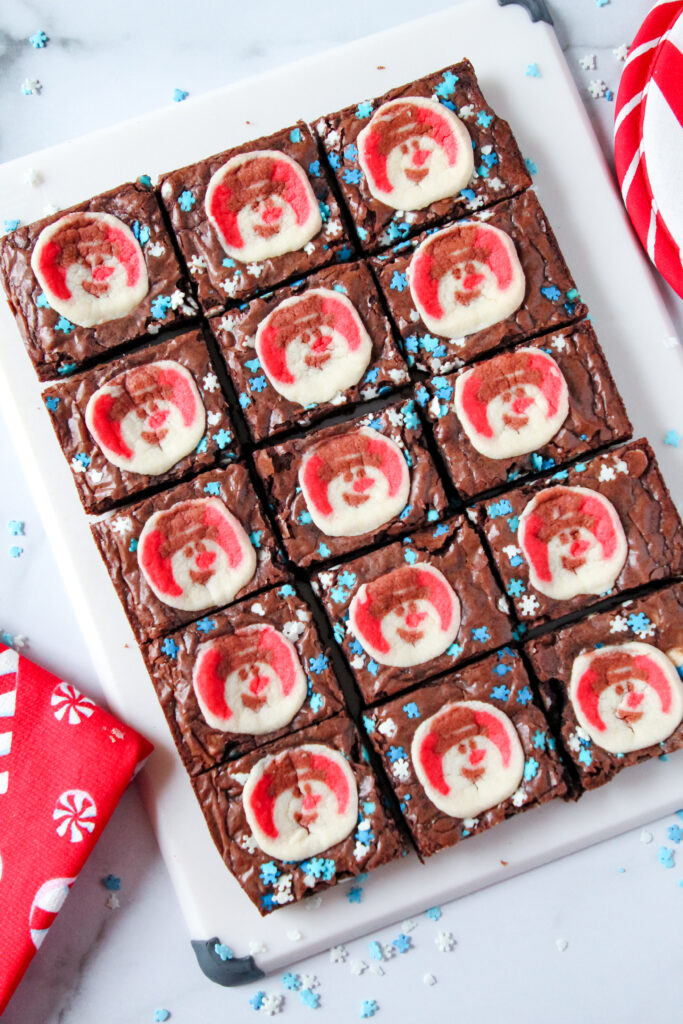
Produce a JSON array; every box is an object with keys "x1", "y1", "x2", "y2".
[
  {"x1": 150, "y1": 295, "x2": 172, "y2": 319},
  {"x1": 472, "y1": 626, "x2": 490, "y2": 643},
  {"x1": 508, "y1": 516, "x2": 520, "y2": 532},
  {"x1": 36, "y1": 291, "x2": 50, "y2": 308},
  {"x1": 402, "y1": 702, "x2": 420, "y2": 719},
  {"x1": 356, "y1": 101, "x2": 373, "y2": 118},
  {"x1": 178, "y1": 190, "x2": 196, "y2": 211},
  {"x1": 525, "y1": 62, "x2": 541, "y2": 77},
  {"x1": 480, "y1": 151, "x2": 499, "y2": 168},
  {"x1": 282, "y1": 971, "x2": 301, "y2": 990},
  {"x1": 490, "y1": 684, "x2": 511, "y2": 701},
  {"x1": 318, "y1": 200, "x2": 331, "y2": 222},
  {"x1": 488, "y1": 499, "x2": 513, "y2": 518},
  {"x1": 259, "y1": 861, "x2": 280, "y2": 886},
  {"x1": 29, "y1": 30, "x2": 49, "y2": 48},
  {"x1": 298, "y1": 509, "x2": 313, "y2": 525},
  {"x1": 360, "y1": 999, "x2": 379, "y2": 1018},
  {"x1": 460, "y1": 188, "x2": 476, "y2": 202},
  {"x1": 196, "y1": 617, "x2": 217, "y2": 634},
  {"x1": 658, "y1": 847, "x2": 675, "y2": 869},
  {"x1": 369, "y1": 940, "x2": 383, "y2": 961},
  {"x1": 668, "y1": 825, "x2": 683, "y2": 844},
  {"x1": 101, "y1": 874, "x2": 120, "y2": 891},
  {"x1": 388, "y1": 745, "x2": 406, "y2": 763},
  {"x1": 367, "y1": 661, "x2": 379, "y2": 676},
  {"x1": 435, "y1": 70, "x2": 459, "y2": 97},
  {"x1": 533, "y1": 730, "x2": 547, "y2": 750},
  {"x1": 426, "y1": 906, "x2": 442, "y2": 921},
  {"x1": 73, "y1": 452, "x2": 91, "y2": 469},
  {"x1": 222, "y1": 257, "x2": 236, "y2": 268},
  {"x1": 447, "y1": 642, "x2": 464, "y2": 658},
  {"x1": 328, "y1": 152, "x2": 341, "y2": 170},
  {"x1": 347, "y1": 886, "x2": 363, "y2": 904},
  {"x1": 212, "y1": 428, "x2": 233, "y2": 450},
  {"x1": 154, "y1": 1011, "x2": 170, "y2": 1023},
  {"x1": 308, "y1": 160, "x2": 321, "y2": 177},
  {"x1": 516, "y1": 686, "x2": 533, "y2": 706},
  {"x1": 195, "y1": 435, "x2": 208, "y2": 454},
  {"x1": 239, "y1": 393, "x2": 251, "y2": 408},
  {"x1": 290, "y1": 127, "x2": 302, "y2": 143},
  {"x1": 524, "y1": 758, "x2": 539, "y2": 781},
  {"x1": 132, "y1": 221, "x2": 150, "y2": 245},
  {"x1": 319, "y1": 542, "x2": 331, "y2": 558},
  {"x1": 390, "y1": 271, "x2": 408, "y2": 291},
  {"x1": 336, "y1": 245, "x2": 354, "y2": 262},
  {"x1": 525, "y1": 157, "x2": 538, "y2": 175},
  {"x1": 129, "y1": 538, "x2": 138, "y2": 552},
  {"x1": 507, "y1": 578, "x2": 525, "y2": 597},
  {"x1": 392, "y1": 933, "x2": 411, "y2": 953},
  {"x1": 249, "y1": 991, "x2": 265, "y2": 1010},
  {"x1": 627, "y1": 612, "x2": 651, "y2": 634},
  {"x1": 309, "y1": 692, "x2": 325, "y2": 713},
  {"x1": 7, "y1": 521, "x2": 24, "y2": 537},
  {"x1": 279, "y1": 583, "x2": 296, "y2": 598},
  {"x1": 577, "y1": 747, "x2": 592, "y2": 767},
  {"x1": 342, "y1": 167, "x2": 362, "y2": 185},
  {"x1": 338, "y1": 570, "x2": 357, "y2": 588},
  {"x1": 214, "y1": 942, "x2": 233, "y2": 961},
  {"x1": 494, "y1": 662, "x2": 513, "y2": 676},
  {"x1": 55, "y1": 315, "x2": 74, "y2": 333},
  {"x1": 203, "y1": 481, "x2": 221, "y2": 496},
  {"x1": 249, "y1": 530, "x2": 262, "y2": 549},
  {"x1": 477, "y1": 110, "x2": 493, "y2": 127},
  {"x1": 3, "y1": 219, "x2": 20, "y2": 233},
  {"x1": 309, "y1": 654, "x2": 329, "y2": 675},
  {"x1": 162, "y1": 638, "x2": 179, "y2": 659},
  {"x1": 173, "y1": 88, "x2": 188, "y2": 102},
  {"x1": 541, "y1": 285, "x2": 561, "y2": 302},
  {"x1": 404, "y1": 548, "x2": 418, "y2": 565},
  {"x1": 300, "y1": 989, "x2": 320, "y2": 1008},
  {"x1": 343, "y1": 143, "x2": 358, "y2": 162}
]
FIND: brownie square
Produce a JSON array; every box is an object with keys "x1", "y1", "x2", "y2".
[
  {"x1": 145, "y1": 583, "x2": 346, "y2": 775},
  {"x1": 315, "y1": 60, "x2": 531, "y2": 252},
  {"x1": 211, "y1": 260, "x2": 409, "y2": 442},
  {"x1": 313, "y1": 516, "x2": 512, "y2": 704},
  {"x1": 158, "y1": 122, "x2": 354, "y2": 315},
  {"x1": 91, "y1": 465, "x2": 287, "y2": 643},
  {"x1": 253, "y1": 398, "x2": 448, "y2": 568},
  {"x1": 43, "y1": 330, "x2": 239, "y2": 515},
  {"x1": 366, "y1": 648, "x2": 568, "y2": 858},
  {"x1": 372, "y1": 190, "x2": 587, "y2": 375},
  {"x1": 525, "y1": 583, "x2": 683, "y2": 791},
  {"x1": 0, "y1": 182, "x2": 196, "y2": 381},
  {"x1": 192, "y1": 714, "x2": 404, "y2": 914},
  {"x1": 475, "y1": 439, "x2": 683, "y2": 629},
  {"x1": 424, "y1": 321, "x2": 632, "y2": 500}
]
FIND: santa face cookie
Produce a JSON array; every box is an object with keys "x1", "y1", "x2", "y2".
[
  {"x1": 85, "y1": 360, "x2": 206, "y2": 476},
  {"x1": 137, "y1": 497, "x2": 256, "y2": 611},
  {"x1": 455, "y1": 348, "x2": 569, "y2": 459},
  {"x1": 299, "y1": 427, "x2": 410, "y2": 538},
  {"x1": 255, "y1": 288, "x2": 372, "y2": 406},
  {"x1": 518, "y1": 485, "x2": 627, "y2": 601},
  {"x1": 569, "y1": 642, "x2": 683, "y2": 754},
  {"x1": 31, "y1": 211, "x2": 148, "y2": 328},
  {"x1": 412, "y1": 700, "x2": 524, "y2": 818},
  {"x1": 205, "y1": 149, "x2": 322, "y2": 264},
  {"x1": 243, "y1": 743, "x2": 358, "y2": 860},
  {"x1": 409, "y1": 222, "x2": 525, "y2": 338},
  {"x1": 192, "y1": 624, "x2": 307, "y2": 735},
  {"x1": 348, "y1": 563, "x2": 461, "y2": 668},
  {"x1": 357, "y1": 96, "x2": 474, "y2": 212}
]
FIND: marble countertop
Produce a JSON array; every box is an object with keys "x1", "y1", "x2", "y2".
[{"x1": 1, "y1": 1, "x2": 682, "y2": 1021}]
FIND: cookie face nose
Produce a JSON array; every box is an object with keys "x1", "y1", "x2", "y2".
[
  {"x1": 147, "y1": 408, "x2": 169, "y2": 431},
  {"x1": 412, "y1": 147, "x2": 431, "y2": 166},
  {"x1": 261, "y1": 204, "x2": 282, "y2": 225},
  {"x1": 92, "y1": 264, "x2": 114, "y2": 281},
  {"x1": 405, "y1": 610, "x2": 427, "y2": 629},
  {"x1": 569, "y1": 538, "x2": 590, "y2": 559},
  {"x1": 462, "y1": 272, "x2": 484, "y2": 291},
  {"x1": 248, "y1": 673, "x2": 270, "y2": 696},
  {"x1": 468, "y1": 747, "x2": 486, "y2": 766},
  {"x1": 194, "y1": 550, "x2": 216, "y2": 571},
  {"x1": 352, "y1": 475, "x2": 374, "y2": 494},
  {"x1": 511, "y1": 393, "x2": 534, "y2": 415},
  {"x1": 626, "y1": 689, "x2": 645, "y2": 709},
  {"x1": 310, "y1": 333, "x2": 332, "y2": 353}
]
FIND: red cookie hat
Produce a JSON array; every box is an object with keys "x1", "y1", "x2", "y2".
[
  {"x1": 0, "y1": 643, "x2": 153, "y2": 1015},
  {"x1": 614, "y1": 0, "x2": 683, "y2": 298}
]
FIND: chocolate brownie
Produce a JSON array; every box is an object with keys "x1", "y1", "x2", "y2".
[
  {"x1": 192, "y1": 714, "x2": 404, "y2": 914},
  {"x1": 525, "y1": 583, "x2": 683, "y2": 790},
  {"x1": 315, "y1": 60, "x2": 531, "y2": 252},
  {"x1": 253, "y1": 399, "x2": 448, "y2": 567},
  {"x1": 158, "y1": 122, "x2": 353, "y2": 315},
  {"x1": 366, "y1": 648, "x2": 568, "y2": 857},
  {"x1": 313, "y1": 516, "x2": 512, "y2": 704},
  {"x1": 372, "y1": 190, "x2": 587, "y2": 374},
  {"x1": 43, "y1": 330, "x2": 239, "y2": 515},
  {"x1": 211, "y1": 260, "x2": 409, "y2": 442},
  {"x1": 423, "y1": 321, "x2": 632, "y2": 500},
  {"x1": 91, "y1": 465, "x2": 288, "y2": 643},
  {"x1": 475, "y1": 439, "x2": 683, "y2": 629},
  {"x1": 0, "y1": 181, "x2": 196, "y2": 381},
  {"x1": 145, "y1": 583, "x2": 346, "y2": 774}
]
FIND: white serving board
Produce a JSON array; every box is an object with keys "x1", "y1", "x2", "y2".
[{"x1": 0, "y1": 0, "x2": 682, "y2": 980}]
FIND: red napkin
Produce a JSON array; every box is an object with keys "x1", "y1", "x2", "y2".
[{"x1": 0, "y1": 643, "x2": 153, "y2": 1015}]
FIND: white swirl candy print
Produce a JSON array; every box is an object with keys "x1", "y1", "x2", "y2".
[
  {"x1": 50, "y1": 683, "x2": 96, "y2": 725},
  {"x1": 53, "y1": 789, "x2": 97, "y2": 843}
]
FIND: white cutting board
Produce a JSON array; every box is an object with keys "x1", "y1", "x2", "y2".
[{"x1": 0, "y1": 0, "x2": 682, "y2": 980}]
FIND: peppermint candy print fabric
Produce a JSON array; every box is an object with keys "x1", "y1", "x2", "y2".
[{"x1": 0, "y1": 644, "x2": 152, "y2": 1015}]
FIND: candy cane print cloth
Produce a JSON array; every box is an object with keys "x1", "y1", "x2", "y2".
[
  {"x1": 408, "y1": 221, "x2": 525, "y2": 338},
  {"x1": 85, "y1": 360, "x2": 206, "y2": 476},
  {"x1": 357, "y1": 96, "x2": 474, "y2": 211},
  {"x1": 31, "y1": 211, "x2": 148, "y2": 327},
  {"x1": 299, "y1": 427, "x2": 411, "y2": 538},
  {"x1": 254, "y1": 288, "x2": 373, "y2": 407},
  {"x1": 454, "y1": 347, "x2": 569, "y2": 459},
  {"x1": 518, "y1": 485, "x2": 628, "y2": 601},
  {"x1": 0, "y1": 643, "x2": 152, "y2": 1015},
  {"x1": 348, "y1": 563, "x2": 461, "y2": 668},
  {"x1": 412, "y1": 700, "x2": 524, "y2": 818},
  {"x1": 569, "y1": 642, "x2": 683, "y2": 754},
  {"x1": 192, "y1": 624, "x2": 308, "y2": 735},
  {"x1": 243, "y1": 743, "x2": 358, "y2": 860},
  {"x1": 205, "y1": 150, "x2": 322, "y2": 264},
  {"x1": 137, "y1": 496, "x2": 257, "y2": 612}
]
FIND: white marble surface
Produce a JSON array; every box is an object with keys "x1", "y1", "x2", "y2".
[{"x1": 1, "y1": 1, "x2": 682, "y2": 1021}]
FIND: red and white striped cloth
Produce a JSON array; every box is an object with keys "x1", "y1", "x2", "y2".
[
  {"x1": 614, "y1": 0, "x2": 683, "y2": 298},
  {"x1": 0, "y1": 643, "x2": 152, "y2": 1015}
]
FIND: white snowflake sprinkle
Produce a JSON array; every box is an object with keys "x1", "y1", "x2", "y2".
[
  {"x1": 282, "y1": 620, "x2": 306, "y2": 641},
  {"x1": 511, "y1": 786, "x2": 527, "y2": 807},
  {"x1": 381, "y1": 943, "x2": 396, "y2": 960},
  {"x1": 329, "y1": 944, "x2": 348, "y2": 964},
  {"x1": 222, "y1": 277, "x2": 239, "y2": 297},
  {"x1": 550, "y1": 333, "x2": 567, "y2": 351},
  {"x1": 610, "y1": 615, "x2": 629, "y2": 633},
  {"x1": 207, "y1": 410, "x2": 222, "y2": 427},
  {"x1": 25, "y1": 167, "x2": 43, "y2": 187},
  {"x1": 556, "y1": 938, "x2": 568, "y2": 953},
  {"x1": 249, "y1": 940, "x2": 268, "y2": 954},
  {"x1": 202, "y1": 372, "x2": 219, "y2": 393},
  {"x1": 640, "y1": 829, "x2": 653, "y2": 845},
  {"x1": 251, "y1": 602, "x2": 265, "y2": 616},
  {"x1": 369, "y1": 963, "x2": 385, "y2": 976},
  {"x1": 169, "y1": 289, "x2": 186, "y2": 310},
  {"x1": 326, "y1": 128, "x2": 341, "y2": 147},
  {"x1": 613, "y1": 44, "x2": 629, "y2": 62},
  {"x1": 578, "y1": 54, "x2": 597, "y2": 71},
  {"x1": 361, "y1": 386, "x2": 379, "y2": 400},
  {"x1": 262, "y1": 992, "x2": 283, "y2": 1016},
  {"x1": 517, "y1": 593, "x2": 540, "y2": 617},
  {"x1": 325, "y1": 218, "x2": 342, "y2": 238},
  {"x1": 463, "y1": 817, "x2": 479, "y2": 830},
  {"x1": 599, "y1": 464, "x2": 615, "y2": 482},
  {"x1": 238, "y1": 832, "x2": 257, "y2": 853},
  {"x1": 304, "y1": 241, "x2": 316, "y2": 256},
  {"x1": 401, "y1": 918, "x2": 418, "y2": 933},
  {"x1": 378, "y1": 717, "x2": 397, "y2": 738},
  {"x1": 301, "y1": 974, "x2": 320, "y2": 990},
  {"x1": 423, "y1": 973, "x2": 437, "y2": 986},
  {"x1": 487, "y1": 176, "x2": 505, "y2": 192},
  {"x1": 188, "y1": 255, "x2": 207, "y2": 274},
  {"x1": 110, "y1": 516, "x2": 133, "y2": 536},
  {"x1": 21, "y1": 78, "x2": 42, "y2": 95},
  {"x1": 497, "y1": 595, "x2": 510, "y2": 614},
  {"x1": 502, "y1": 544, "x2": 521, "y2": 560},
  {"x1": 304, "y1": 895, "x2": 323, "y2": 911},
  {"x1": 588, "y1": 79, "x2": 607, "y2": 99},
  {"x1": 43, "y1": 203, "x2": 60, "y2": 216},
  {"x1": 466, "y1": 196, "x2": 485, "y2": 211},
  {"x1": 458, "y1": 104, "x2": 474, "y2": 119},
  {"x1": 349, "y1": 958, "x2": 368, "y2": 976},
  {"x1": 219, "y1": 313, "x2": 237, "y2": 332},
  {"x1": 392, "y1": 757, "x2": 410, "y2": 782},
  {"x1": 287, "y1": 929, "x2": 302, "y2": 942},
  {"x1": 146, "y1": 241, "x2": 166, "y2": 258},
  {"x1": 329, "y1": 391, "x2": 346, "y2": 405},
  {"x1": 247, "y1": 262, "x2": 263, "y2": 278},
  {"x1": 615, "y1": 459, "x2": 628, "y2": 475},
  {"x1": 105, "y1": 892, "x2": 120, "y2": 909},
  {"x1": 354, "y1": 840, "x2": 369, "y2": 861},
  {"x1": 71, "y1": 457, "x2": 87, "y2": 474},
  {"x1": 317, "y1": 571, "x2": 334, "y2": 590},
  {"x1": 435, "y1": 930, "x2": 456, "y2": 952},
  {"x1": 388, "y1": 367, "x2": 409, "y2": 383},
  {"x1": 567, "y1": 731, "x2": 582, "y2": 753},
  {"x1": 409, "y1": 309, "x2": 421, "y2": 323}
]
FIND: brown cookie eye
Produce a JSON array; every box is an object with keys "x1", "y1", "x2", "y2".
[
  {"x1": 239, "y1": 667, "x2": 249, "y2": 681},
  {"x1": 458, "y1": 743, "x2": 467, "y2": 754},
  {"x1": 400, "y1": 143, "x2": 408, "y2": 154},
  {"x1": 615, "y1": 684, "x2": 624, "y2": 695},
  {"x1": 184, "y1": 546, "x2": 193, "y2": 557}
]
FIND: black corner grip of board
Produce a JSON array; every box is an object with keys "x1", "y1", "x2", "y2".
[
  {"x1": 191, "y1": 939, "x2": 265, "y2": 986},
  {"x1": 497, "y1": 0, "x2": 554, "y2": 24}
]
